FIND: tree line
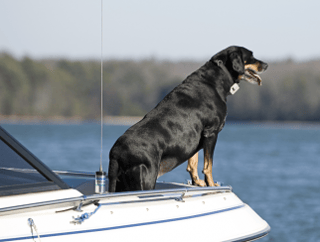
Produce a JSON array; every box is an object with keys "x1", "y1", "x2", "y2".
[{"x1": 1, "y1": 52, "x2": 320, "y2": 122}]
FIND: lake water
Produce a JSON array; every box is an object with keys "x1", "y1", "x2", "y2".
[{"x1": 1, "y1": 122, "x2": 320, "y2": 241}]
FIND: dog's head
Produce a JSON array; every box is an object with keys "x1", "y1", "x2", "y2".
[
  {"x1": 212, "y1": 46, "x2": 268, "y2": 86},
  {"x1": 237, "y1": 47, "x2": 268, "y2": 86}
]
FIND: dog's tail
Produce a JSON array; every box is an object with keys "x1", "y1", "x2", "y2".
[{"x1": 108, "y1": 158, "x2": 119, "y2": 192}]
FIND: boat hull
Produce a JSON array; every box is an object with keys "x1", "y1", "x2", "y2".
[{"x1": 0, "y1": 187, "x2": 269, "y2": 242}]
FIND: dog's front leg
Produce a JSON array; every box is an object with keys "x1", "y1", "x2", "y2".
[
  {"x1": 187, "y1": 152, "x2": 206, "y2": 187},
  {"x1": 203, "y1": 134, "x2": 220, "y2": 187}
]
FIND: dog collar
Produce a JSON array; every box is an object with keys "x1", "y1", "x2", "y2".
[{"x1": 214, "y1": 60, "x2": 240, "y2": 95}]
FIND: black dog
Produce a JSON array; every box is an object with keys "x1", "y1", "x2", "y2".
[{"x1": 108, "y1": 46, "x2": 268, "y2": 192}]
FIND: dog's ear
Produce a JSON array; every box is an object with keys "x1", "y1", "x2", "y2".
[{"x1": 229, "y1": 51, "x2": 244, "y2": 74}]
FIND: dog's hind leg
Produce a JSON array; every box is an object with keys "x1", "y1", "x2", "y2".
[
  {"x1": 187, "y1": 152, "x2": 206, "y2": 187},
  {"x1": 108, "y1": 159, "x2": 119, "y2": 192},
  {"x1": 125, "y1": 164, "x2": 155, "y2": 191}
]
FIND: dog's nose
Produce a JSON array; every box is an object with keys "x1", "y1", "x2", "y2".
[{"x1": 262, "y1": 62, "x2": 268, "y2": 70}]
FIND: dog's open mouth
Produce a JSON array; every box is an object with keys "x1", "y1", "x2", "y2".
[{"x1": 243, "y1": 68, "x2": 262, "y2": 86}]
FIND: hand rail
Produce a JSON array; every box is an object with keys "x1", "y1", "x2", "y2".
[
  {"x1": 0, "y1": 167, "x2": 96, "y2": 177},
  {"x1": 0, "y1": 185, "x2": 232, "y2": 216}
]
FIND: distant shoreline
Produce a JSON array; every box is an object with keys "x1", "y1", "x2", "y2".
[
  {"x1": 1, "y1": 115, "x2": 320, "y2": 129},
  {"x1": 0, "y1": 115, "x2": 143, "y2": 126}
]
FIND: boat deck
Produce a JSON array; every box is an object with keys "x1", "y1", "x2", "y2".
[{"x1": 63, "y1": 176, "x2": 192, "y2": 195}]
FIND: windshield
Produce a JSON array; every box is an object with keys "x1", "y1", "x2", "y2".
[
  {"x1": 0, "y1": 125, "x2": 69, "y2": 196},
  {"x1": 0, "y1": 138, "x2": 48, "y2": 186}
]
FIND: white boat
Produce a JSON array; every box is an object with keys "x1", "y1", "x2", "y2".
[{"x1": 0, "y1": 125, "x2": 270, "y2": 242}]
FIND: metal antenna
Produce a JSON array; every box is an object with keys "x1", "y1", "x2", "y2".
[
  {"x1": 96, "y1": 0, "x2": 107, "y2": 194},
  {"x1": 100, "y1": 0, "x2": 104, "y2": 172}
]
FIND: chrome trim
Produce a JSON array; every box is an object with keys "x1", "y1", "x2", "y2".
[
  {"x1": 54, "y1": 170, "x2": 95, "y2": 177},
  {"x1": 0, "y1": 185, "x2": 232, "y2": 216},
  {"x1": 0, "y1": 167, "x2": 96, "y2": 178},
  {"x1": 86, "y1": 185, "x2": 232, "y2": 200},
  {"x1": 0, "y1": 195, "x2": 84, "y2": 215}
]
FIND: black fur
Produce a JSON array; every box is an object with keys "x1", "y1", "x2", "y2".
[{"x1": 108, "y1": 46, "x2": 268, "y2": 192}]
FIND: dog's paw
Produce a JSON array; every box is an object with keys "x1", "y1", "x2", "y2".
[
  {"x1": 206, "y1": 180, "x2": 220, "y2": 187},
  {"x1": 194, "y1": 179, "x2": 206, "y2": 187},
  {"x1": 213, "y1": 182, "x2": 221, "y2": 187}
]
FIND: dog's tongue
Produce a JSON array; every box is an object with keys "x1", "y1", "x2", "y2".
[{"x1": 245, "y1": 69, "x2": 262, "y2": 86}]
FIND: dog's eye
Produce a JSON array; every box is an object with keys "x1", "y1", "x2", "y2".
[{"x1": 245, "y1": 57, "x2": 256, "y2": 64}]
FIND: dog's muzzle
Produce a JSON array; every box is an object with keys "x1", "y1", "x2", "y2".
[{"x1": 242, "y1": 62, "x2": 268, "y2": 86}]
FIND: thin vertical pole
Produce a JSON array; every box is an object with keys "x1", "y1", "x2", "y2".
[
  {"x1": 96, "y1": 0, "x2": 106, "y2": 194},
  {"x1": 100, "y1": 0, "x2": 104, "y2": 172}
]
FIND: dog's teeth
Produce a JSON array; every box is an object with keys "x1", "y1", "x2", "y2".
[
  {"x1": 253, "y1": 73, "x2": 262, "y2": 86},
  {"x1": 244, "y1": 69, "x2": 262, "y2": 85}
]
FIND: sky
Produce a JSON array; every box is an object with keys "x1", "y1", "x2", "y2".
[{"x1": 1, "y1": 0, "x2": 320, "y2": 62}]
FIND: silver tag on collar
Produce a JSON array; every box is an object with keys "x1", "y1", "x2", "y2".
[{"x1": 229, "y1": 83, "x2": 240, "y2": 95}]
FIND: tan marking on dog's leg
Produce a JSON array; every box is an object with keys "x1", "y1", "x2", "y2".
[
  {"x1": 187, "y1": 152, "x2": 206, "y2": 187},
  {"x1": 202, "y1": 150, "x2": 219, "y2": 187}
]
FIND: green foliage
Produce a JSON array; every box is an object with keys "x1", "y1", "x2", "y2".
[
  {"x1": 1, "y1": 53, "x2": 320, "y2": 122},
  {"x1": 0, "y1": 54, "x2": 30, "y2": 115}
]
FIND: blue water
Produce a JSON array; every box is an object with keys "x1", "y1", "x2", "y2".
[{"x1": 2, "y1": 122, "x2": 320, "y2": 241}]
